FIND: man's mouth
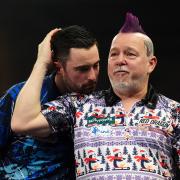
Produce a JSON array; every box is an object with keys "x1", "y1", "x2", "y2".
[
  {"x1": 113, "y1": 67, "x2": 128, "y2": 74},
  {"x1": 114, "y1": 70, "x2": 128, "y2": 76}
]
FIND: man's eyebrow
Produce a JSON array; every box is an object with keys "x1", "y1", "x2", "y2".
[
  {"x1": 109, "y1": 47, "x2": 118, "y2": 52},
  {"x1": 74, "y1": 60, "x2": 100, "y2": 68},
  {"x1": 94, "y1": 60, "x2": 100, "y2": 64}
]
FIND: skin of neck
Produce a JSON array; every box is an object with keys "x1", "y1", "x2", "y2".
[{"x1": 113, "y1": 82, "x2": 148, "y2": 112}]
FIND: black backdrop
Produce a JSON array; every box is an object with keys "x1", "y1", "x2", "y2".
[{"x1": 0, "y1": 0, "x2": 179, "y2": 102}]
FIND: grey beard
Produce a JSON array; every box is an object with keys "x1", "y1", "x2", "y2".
[
  {"x1": 110, "y1": 79, "x2": 139, "y2": 96},
  {"x1": 110, "y1": 78, "x2": 127, "y2": 90}
]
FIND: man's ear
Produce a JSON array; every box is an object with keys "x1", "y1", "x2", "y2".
[
  {"x1": 148, "y1": 56, "x2": 157, "y2": 73},
  {"x1": 53, "y1": 61, "x2": 63, "y2": 73}
]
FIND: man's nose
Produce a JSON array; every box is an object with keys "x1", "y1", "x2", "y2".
[
  {"x1": 116, "y1": 54, "x2": 127, "y2": 65},
  {"x1": 88, "y1": 68, "x2": 96, "y2": 81}
]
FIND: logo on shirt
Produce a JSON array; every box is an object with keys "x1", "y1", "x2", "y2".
[
  {"x1": 91, "y1": 126, "x2": 113, "y2": 136},
  {"x1": 86, "y1": 115, "x2": 115, "y2": 127},
  {"x1": 139, "y1": 115, "x2": 170, "y2": 128}
]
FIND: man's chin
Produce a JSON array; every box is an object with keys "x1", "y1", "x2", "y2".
[{"x1": 82, "y1": 86, "x2": 96, "y2": 94}]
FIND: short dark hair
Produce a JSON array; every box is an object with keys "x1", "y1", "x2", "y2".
[{"x1": 51, "y1": 25, "x2": 97, "y2": 64}]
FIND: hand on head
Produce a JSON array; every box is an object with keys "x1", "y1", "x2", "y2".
[{"x1": 36, "y1": 28, "x2": 61, "y2": 69}]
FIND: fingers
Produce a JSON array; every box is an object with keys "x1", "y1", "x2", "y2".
[
  {"x1": 39, "y1": 28, "x2": 61, "y2": 48},
  {"x1": 35, "y1": 28, "x2": 62, "y2": 70},
  {"x1": 46, "y1": 28, "x2": 61, "y2": 39},
  {"x1": 39, "y1": 28, "x2": 61, "y2": 49}
]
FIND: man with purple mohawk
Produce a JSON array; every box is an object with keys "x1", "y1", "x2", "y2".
[{"x1": 12, "y1": 12, "x2": 180, "y2": 179}]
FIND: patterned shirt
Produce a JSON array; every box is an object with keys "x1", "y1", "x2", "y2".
[
  {"x1": 42, "y1": 85, "x2": 180, "y2": 180},
  {"x1": 0, "y1": 73, "x2": 75, "y2": 180}
]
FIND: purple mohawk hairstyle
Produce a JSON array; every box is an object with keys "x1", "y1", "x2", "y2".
[{"x1": 120, "y1": 12, "x2": 146, "y2": 34}]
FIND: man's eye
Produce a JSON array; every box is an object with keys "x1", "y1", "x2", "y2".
[
  {"x1": 93, "y1": 63, "x2": 99, "y2": 69},
  {"x1": 127, "y1": 52, "x2": 134, "y2": 56},
  {"x1": 78, "y1": 67, "x2": 89, "y2": 72},
  {"x1": 126, "y1": 52, "x2": 136, "y2": 58},
  {"x1": 110, "y1": 52, "x2": 118, "y2": 57}
]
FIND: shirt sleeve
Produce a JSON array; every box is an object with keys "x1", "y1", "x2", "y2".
[
  {"x1": 41, "y1": 96, "x2": 75, "y2": 137},
  {"x1": 172, "y1": 103, "x2": 180, "y2": 170},
  {"x1": 0, "y1": 93, "x2": 14, "y2": 149}
]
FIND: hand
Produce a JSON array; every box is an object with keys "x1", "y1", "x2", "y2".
[{"x1": 36, "y1": 28, "x2": 61, "y2": 69}]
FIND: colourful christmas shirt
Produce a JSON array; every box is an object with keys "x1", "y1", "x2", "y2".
[{"x1": 42, "y1": 86, "x2": 180, "y2": 180}]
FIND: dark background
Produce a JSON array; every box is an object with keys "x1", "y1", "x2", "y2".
[{"x1": 0, "y1": 0, "x2": 179, "y2": 102}]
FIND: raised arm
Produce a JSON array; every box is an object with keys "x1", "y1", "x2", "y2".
[{"x1": 11, "y1": 28, "x2": 60, "y2": 137}]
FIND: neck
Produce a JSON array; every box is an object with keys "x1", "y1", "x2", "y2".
[
  {"x1": 54, "y1": 74, "x2": 69, "y2": 95},
  {"x1": 114, "y1": 84, "x2": 148, "y2": 112}
]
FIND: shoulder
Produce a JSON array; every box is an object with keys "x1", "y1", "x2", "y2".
[
  {"x1": 50, "y1": 90, "x2": 105, "y2": 106},
  {"x1": 157, "y1": 94, "x2": 180, "y2": 118},
  {"x1": 157, "y1": 94, "x2": 179, "y2": 108},
  {"x1": 70, "y1": 90, "x2": 105, "y2": 100},
  {"x1": 0, "y1": 81, "x2": 25, "y2": 102}
]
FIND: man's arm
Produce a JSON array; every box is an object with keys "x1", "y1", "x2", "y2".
[{"x1": 11, "y1": 28, "x2": 60, "y2": 137}]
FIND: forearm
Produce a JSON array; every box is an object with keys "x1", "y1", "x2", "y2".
[
  {"x1": 11, "y1": 28, "x2": 60, "y2": 136},
  {"x1": 11, "y1": 61, "x2": 48, "y2": 132}
]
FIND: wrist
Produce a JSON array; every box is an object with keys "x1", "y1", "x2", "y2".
[{"x1": 34, "y1": 60, "x2": 49, "y2": 73}]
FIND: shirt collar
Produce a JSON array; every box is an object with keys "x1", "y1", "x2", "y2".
[
  {"x1": 47, "y1": 71, "x2": 61, "y2": 97},
  {"x1": 105, "y1": 84, "x2": 158, "y2": 109}
]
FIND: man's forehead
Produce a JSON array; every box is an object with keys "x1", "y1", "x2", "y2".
[
  {"x1": 75, "y1": 59, "x2": 100, "y2": 67},
  {"x1": 112, "y1": 32, "x2": 146, "y2": 43},
  {"x1": 67, "y1": 58, "x2": 100, "y2": 67},
  {"x1": 110, "y1": 33, "x2": 146, "y2": 50}
]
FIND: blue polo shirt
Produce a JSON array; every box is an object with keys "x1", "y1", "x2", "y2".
[{"x1": 0, "y1": 73, "x2": 75, "y2": 179}]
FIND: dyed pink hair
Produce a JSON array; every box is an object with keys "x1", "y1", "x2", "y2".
[{"x1": 120, "y1": 12, "x2": 146, "y2": 34}]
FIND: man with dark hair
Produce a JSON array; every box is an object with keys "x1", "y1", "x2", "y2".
[
  {"x1": 51, "y1": 25, "x2": 99, "y2": 94},
  {"x1": 12, "y1": 13, "x2": 180, "y2": 179},
  {"x1": 0, "y1": 25, "x2": 100, "y2": 179}
]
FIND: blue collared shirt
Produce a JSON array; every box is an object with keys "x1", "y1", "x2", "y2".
[{"x1": 0, "y1": 73, "x2": 75, "y2": 179}]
